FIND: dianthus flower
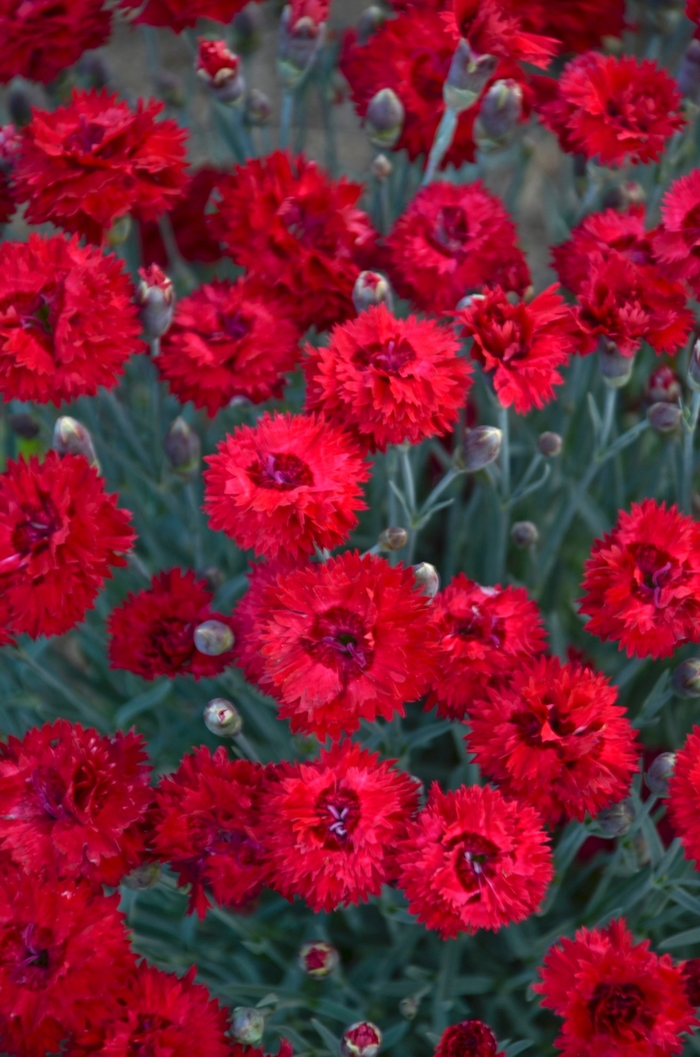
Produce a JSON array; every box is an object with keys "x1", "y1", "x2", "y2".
[
  {"x1": 0, "y1": 867, "x2": 134, "y2": 1057},
  {"x1": 141, "y1": 166, "x2": 224, "y2": 267},
  {"x1": 158, "y1": 279, "x2": 300, "y2": 415},
  {"x1": 0, "y1": 720, "x2": 152, "y2": 887},
  {"x1": 230, "y1": 559, "x2": 297, "y2": 686},
  {"x1": 512, "y1": 0, "x2": 626, "y2": 52},
  {"x1": 0, "y1": 0, "x2": 110, "y2": 84},
  {"x1": 262, "y1": 740, "x2": 420, "y2": 912},
  {"x1": 435, "y1": 1021, "x2": 504, "y2": 1057},
  {"x1": 667, "y1": 727, "x2": 700, "y2": 867},
  {"x1": 466, "y1": 656, "x2": 639, "y2": 826},
  {"x1": 0, "y1": 234, "x2": 143, "y2": 405},
  {"x1": 14, "y1": 89, "x2": 188, "y2": 245},
  {"x1": 443, "y1": 0, "x2": 557, "y2": 67},
  {"x1": 386, "y1": 181, "x2": 530, "y2": 314},
  {"x1": 456, "y1": 285, "x2": 577, "y2": 413},
  {"x1": 396, "y1": 783, "x2": 552, "y2": 938},
  {"x1": 580, "y1": 500, "x2": 700, "y2": 659},
  {"x1": 0, "y1": 124, "x2": 19, "y2": 226},
  {"x1": 210, "y1": 151, "x2": 375, "y2": 332},
  {"x1": 553, "y1": 205, "x2": 657, "y2": 295},
  {"x1": 535, "y1": 918, "x2": 696, "y2": 1057},
  {"x1": 254, "y1": 552, "x2": 437, "y2": 740},
  {"x1": 121, "y1": 0, "x2": 258, "y2": 31},
  {"x1": 681, "y1": 959, "x2": 700, "y2": 1007},
  {"x1": 204, "y1": 412, "x2": 369, "y2": 559},
  {"x1": 575, "y1": 253, "x2": 693, "y2": 358},
  {"x1": 536, "y1": 52, "x2": 684, "y2": 166},
  {"x1": 0, "y1": 452, "x2": 134, "y2": 639},
  {"x1": 151, "y1": 747, "x2": 272, "y2": 917},
  {"x1": 654, "y1": 171, "x2": 700, "y2": 299},
  {"x1": 304, "y1": 304, "x2": 472, "y2": 452},
  {"x1": 108, "y1": 568, "x2": 236, "y2": 680},
  {"x1": 427, "y1": 575, "x2": 547, "y2": 721}
]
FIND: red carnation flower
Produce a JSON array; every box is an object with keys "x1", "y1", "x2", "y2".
[
  {"x1": 253, "y1": 551, "x2": 437, "y2": 740},
  {"x1": 654, "y1": 171, "x2": 700, "y2": 299},
  {"x1": 386, "y1": 181, "x2": 530, "y2": 314},
  {"x1": 435, "y1": 1021, "x2": 503, "y2": 1057},
  {"x1": 466, "y1": 656, "x2": 639, "y2": 826},
  {"x1": 0, "y1": 866, "x2": 134, "y2": 1057},
  {"x1": 141, "y1": 166, "x2": 224, "y2": 267},
  {"x1": 456, "y1": 285, "x2": 577, "y2": 413},
  {"x1": 681, "y1": 959, "x2": 700, "y2": 1006},
  {"x1": 537, "y1": 52, "x2": 684, "y2": 166},
  {"x1": 0, "y1": 720, "x2": 152, "y2": 887},
  {"x1": 535, "y1": 918, "x2": 696, "y2": 1057},
  {"x1": 553, "y1": 205, "x2": 657, "y2": 295},
  {"x1": 204, "y1": 412, "x2": 369, "y2": 559},
  {"x1": 667, "y1": 727, "x2": 700, "y2": 866},
  {"x1": 580, "y1": 500, "x2": 700, "y2": 659},
  {"x1": 443, "y1": 0, "x2": 558, "y2": 68},
  {"x1": 158, "y1": 279, "x2": 300, "y2": 415},
  {"x1": 0, "y1": 452, "x2": 134, "y2": 639},
  {"x1": 0, "y1": 124, "x2": 20, "y2": 226},
  {"x1": 14, "y1": 89, "x2": 188, "y2": 245},
  {"x1": 108, "y1": 568, "x2": 236, "y2": 680},
  {"x1": 262, "y1": 740, "x2": 420, "y2": 912},
  {"x1": 120, "y1": 0, "x2": 259, "y2": 31},
  {"x1": 151, "y1": 747, "x2": 272, "y2": 918},
  {"x1": 427, "y1": 574, "x2": 547, "y2": 721},
  {"x1": 0, "y1": 234, "x2": 144, "y2": 405},
  {"x1": 575, "y1": 253, "x2": 693, "y2": 358},
  {"x1": 209, "y1": 151, "x2": 376, "y2": 332},
  {"x1": 512, "y1": 0, "x2": 626, "y2": 53},
  {"x1": 0, "y1": 0, "x2": 110, "y2": 85},
  {"x1": 396, "y1": 783, "x2": 552, "y2": 938},
  {"x1": 304, "y1": 304, "x2": 472, "y2": 452},
  {"x1": 230, "y1": 559, "x2": 298, "y2": 687}
]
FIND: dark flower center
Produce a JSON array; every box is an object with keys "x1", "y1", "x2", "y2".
[
  {"x1": 510, "y1": 692, "x2": 600, "y2": 752},
  {"x1": 277, "y1": 196, "x2": 325, "y2": 246},
  {"x1": 314, "y1": 787, "x2": 361, "y2": 848},
  {"x1": 248, "y1": 452, "x2": 314, "y2": 491},
  {"x1": 307, "y1": 606, "x2": 374, "y2": 679},
  {"x1": 66, "y1": 114, "x2": 107, "y2": 154},
  {"x1": 630, "y1": 543, "x2": 679, "y2": 608},
  {"x1": 353, "y1": 338, "x2": 416, "y2": 374},
  {"x1": 410, "y1": 50, "x2": 451, "y2": 104},
  {"x1": 148, "y1": 615, "x2": 196, "y2": 668},
  {"x1": 452, "y1": 604, "x2": 504, "y2": 647},
  {"x1": 442, "y1": 1021, "x2": 498, "y2": 1057},
  {"x1": 11, "y1": 924, "x2": 55, "y2": 988},
  {"x1": 126, "y1": 1013, "x2": 173, "y2": 1057},
  {"x1": 219, "y1": 309, "x2": 250, "y2": 342},
  {"x1": 12, "y1": 496, "x2": 62, "y2": 558},
  {"x1": 31, "y1": 766, "x2": 68, "y2": 820},
  {"x1": 431, "y1": 205, "x2": 471, "y2": 258},
  {"x1": 206, "y1": 827, "x2": 265, "y2": 869},
  {"x1": 452, "y1": 833, "x2": 500, "y2": 894},
  {"x1": 588, "y1": 982, "x2": 653, "y2": 1039}
]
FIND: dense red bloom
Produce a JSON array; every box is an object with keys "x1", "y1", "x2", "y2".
[
  {"x1": 0, "y1": 720, "x2": 152, "y2": 887},
  {"x1": 537, "y1": 53, "x2": 684, "y2": 166},
  {"x1": 120, "y1": 0, "x2": 258, "y2": 31},
  {"x1": 141, "y1": 167, "x2": 224, "y2": 267},
  {"x1": 197, "y1": 38, "x2": 240, "y2": 79},
  {"x1": 0, "y1": 867, "x2": 134, "y2": 1057},
  {"x1": 288, "y1": 0, "x2": 328, "y2": 26},
  {"x1": 0, "y1": 124, "x2": 20, "y2": 226},
  {"x1": 0, "y1": 452, "x2": 134, "y2": 638},
  {"x1": 466, "y1": 656, "x2": 639, "y2": 826},
  {"x1": 681, "y1": 959, "x2": 700, "y2": 1006},
  {"x1": 108, "y1": 568, "x2": 236, "y2": 680},
  {"x1": 253, "y1": 552, "x2": 437, "y2": 739},
  {"x1": 580, "y1": 500, "x2": 700, "y2": 659},
  {"x1": 204, "y1": 412, "x2": 369, "y2": 559},
  {"x1": 575, "y1": 253, "x2": 693, "y2": 358},
  {"x1": 553, "y1": 206, "x2": 657, "y2": 295},
  {"x1": 535, "y1": 918, "x2": 696, "y2": 1057},
  {"x1": 668, "y1": 727, "x2": 700, "y2": 867},
  {"x1": 386, "y1": 181, "x2": 530, "y2": 314},
  {"x1": 209, "y1": 151, "x2": 376, "y2": 332},
  {"x1": 14, "y1": 89, "x2": 188, "y2": 245},
  {"x1": 456, "y1": 285, "x2": 577, "y2": 413},
  {"x1": 654, "y1": 171, "x2": 700, "y2": 298},
  {"x1": 513, "y1": 0, "x2": 626, "y2": 53},
  {"x1": 304, "y1": 304, "x2": 472, "y2": 452},
  {"x1": 0, "y1": 234, "x2": 143, "y2": 405},
  {"x1": 230, "y1": 559, "x2": 297, "y2": 686},
  {"x1": 158, "y1": 280, "x2": 300, "y2": 415},
  {"x1": 443, "y1": 0, "x2": 557, "y2": 67},
  {"x1": 435, "y1": 1021, "x2": 503, "y2": 1057},
  {"x1": 396, "y1": 783, "x2": 552, "y2": 938},
  {"x1": 427, "y1": 575, "x2": 547, "y2": 721},
  {"x1": 262, "y1": 740, "x2": 420, "y2": 912},
  {"x1": 152, "y1": 747, "x2": 271, "y2": 917},
  {"x1": 0, "y1": 0, "x2": 110, "y2": 84}
]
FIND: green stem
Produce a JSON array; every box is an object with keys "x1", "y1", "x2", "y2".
[
  {"x1": 682, "y1": 391, "x2": 700, "y2": 514},
  {"x1": 14, "y1": 647, "x2": 110, "y2": 732},
  {"x1": 280, "y1": 90, "x2": 294, "y2": 149},
  {"x1": 422, "y1": 107, "x2": 458, "y2": 186}
]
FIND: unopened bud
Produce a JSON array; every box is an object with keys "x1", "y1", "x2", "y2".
[
  {"x1": 365, "y1": 88, "x2": 404, "y2": 149},
  {"x1": 377, "y1": 526, "x2": 408, "y2": 552},
  {"x1": 196, "y1": 39, "x2": 245, "y2": 105},
  {"x1": 53, "y1": 417, "x2": 100, "y2": 469},
  {"x1": 412, "y1": 562, "x2": 440, "y2": 599},
  {"x1": 204, "y1": 698, "x2": 243, "y2": 737},
  {"x1": 244, "y1": 88, "x2": 272, "y2": 126},
  {"x1": 511, "y1": 521, "x2": 538, "y2": 548},
  {"x1": 278, "y1": 3, "x2": 326, "y2": 89},
  {"x1": 106, "y1": 213, "x2": 132, "y2": 247},
  {"x1": 164, "y1": 417, "x2": 201, "y2": 479},
  {"x1": 645, "y1": 752, "x2": 675, "y2": 797},
  {"x1": 357, "y1": 5, "x2": 385, "y2": 45},
  {"x1": 462, "y1": 425, "x2": 502, "y2": 472},
  {"x1": 456, "y1": 293, "x2": 486, "y2": 311},
  {"x1": 597, "y1": 799, "x2": 636, "y2": 837},
  {"x1": 444, "y1": 40, "x2": 497, "y2": 113},
  {"x1": 194, "y1": 619, "x2": 234, "y2": 656},
  {"x1": 231, "y1": 1007, "x2": 265, "y2": 1047},
  {"x1": 399, "y1": 996, "x2": 419, "y2": 1020},
  {"x1": 353, "y1": 271, "x2": 393, "y2": 313},
  {"x1": 602, "y1": 180, "x2": 646, "y2": 210},
  {"x1": 8, "y1": 411, "x2": 39, "y2": 439},
  {"x1": 122, "y1": 861, "x2": 161, "y2": 890},
  {"x1": 673, "y1": 658, "x2": 700, "y2": 697},
  {"x1": 688, "y1": 339, "x2": 700, "y2": 392},
  {"x1": 137, "y1": 264, "x2": 175, "y2": 340},
  {"x1": 598, "y1": 338, "x2": 634, "y2": 388},
  {"x1": 371, "y1": 153, "x2": 392, "y2": 180},
  {"x1": 298, "y1": 941, "x2": 340, "y2": 977},
  {"x1": 341, "y1": 1022, "x2": 382, "y2": 1057},
  {"x1": 197, "y1": 565, "x2": 225, "y2": 592},
  {"x1": 647, "y1": 401, "x2": 682, "y2": 433},
  {"x1": 537, "y1": 431, "x2": 562, "y2": 457},
  {"x1": 646, "y1": 364, "x2": 681, "y2": 405},
  {"x1": 679, "y1": 38, "x2": 700, "y2": 103},
  {"x1": 474, "y1": 78, "x2": 523, "y2": 149}
]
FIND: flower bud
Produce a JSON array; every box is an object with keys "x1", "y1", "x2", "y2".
[
  {"x1": 204, "y1": 698, "x2": 243, "y2": 737},
  {"x1": 196, "y1": 39, "x2": 245, "y2": 105},
  {"x1": 357, "y1": 5, "x2": 385, "y2": 45},
  {"x1": 645, "y1": 752, "x2": 675, "y2": 797},
  {"x1": 53, "y1": 416, "x2": 100, "y2": 470},
  {"x1": 646, "y1": 364, "x2": 681, "y2": 405},
  {"x1": 688, "y1": 339, "x2": 700, "y2": 392},
  {"x1": 462, "y1": 426, "x2": 502, "y2": 472},
  {"x1": 365, "y1": 88, "x2": 404, "y2": 149},
  {"x1": 340, "y1": 1022, "x2": 382, "y2": 1057},
  {"x1": 106, "y1": 213, "x2": 132, "y2": 247},
  {"x1": 197, "y1": 565, "x2": 225, "y2": 592},
  {"x1": 298, "y1": 940, "x2": 339, "y2": 977},
  {"x1": 412, "y1": 562, "x2": 440, "y2": 599},
  {"x1": 511, "y1": 520, "x2": 538, "y2": 548},
  {"x1": 399, "y1": 996, "x2": 419, "y2": 1020},
  {"x1": 473, "y1": 78, "x2": 523, "y2": 149},
  {"x1": 137, "y1": 264, "x2": 175, "y2": 340},
  {"x1": 371, "y1": 153, "x2": 392, "y2": 180},
  {"x1": 598, "y1": 338, "x2": 634, "y2": 388},
  {"x1": 672, "y1": 658, "x2": 700, "y2": 697},
  {"x1": 244, "y1": 88, "x2": 273, "y2": 126},
  {"x1": 122, "y1": 861, "x2": 161, "y2": 890},
  {"x1": 231, "y1": 1007, "x2": 265, "y2": 1046},
  {"x1": 444, "y1": 40, "x2": 497, "y2": 113},
  {"x1": 679, "y1": 38, "x2": 700, "y2": 103},
  {"x1": 278, "y1": 2, "x2": 326, "y2": 89},
  {"x1": 164, "y1": 417, "x2": 201, "y2": 479},
  {"x1": 537, "y1": 431, "x2": 562, "y2": 457},
  {"x1": 377, "y1": 526, "x2": 408, "y2": 552},
  {"x1": 353, "y1": 271, "x2": 393, "y2": 313},
  {"x1": 602, "y1": 181, "x2": 646, "y2": 210},
  {"x1": 597, "y1": 799, "x2": 636, "y2": 837},
  {"x1": 647, "y1": 401, "x2": 682, "y2": 433},
  {"x1": 8, "y1": 411, "x2": 39, "y2": 439},
  {"x1": 194, "y1": 620, "x2": 235, "y2": 656}
]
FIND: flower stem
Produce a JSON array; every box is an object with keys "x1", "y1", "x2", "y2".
[
  {"x1": 280, "y1": 90, "x2": 294, "y2": 149},
  {"x1": 682, "y1": 391, "x2": 700, "y2": 514},
  {"x1": 422, "y1": 107, "x2": 458, "y2": 186}
]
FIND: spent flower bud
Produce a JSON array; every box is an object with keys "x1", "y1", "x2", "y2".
[
  {"x1": 298, "y1": 940, "x2": 340, "y2": 977},
  {"x1": 597, "y1": 799, "x2": 636, "y2": 837},
  {"x1": 353, "y1": 271, "x2": 393, "y2": 313},
  {"x1": 377, "y1": 526, "x2": 408, "y2": 552},
  {"x1": 511, "y1": 521, "x2": 538, "y2": 548},
  {"x1": 245, "y1": 88, "x2": 272, "y2": 126},
  {"x1": 474, "y1": 78, "x2": 523, "y2": 148},
  {"x1": 688, "y1": 339, "x2": 700, "y2": 392},
  {"x1": 679, "y1": 38, "x2": 700, "y2": 103},
  {"x1": 137, "y1": 264, "x2": 175, "y2": 340},
  {"x1": 203, "y1": 698, "x2": 243, "y2": 737},
  {"x1": 231, "y1": 1007, "x2": 265, "y2": 1046},
  {"x1": 462, "y1": 426, "x2": 502, "y2": 471},
  {"x1": 412, "y1": 562, "x2": 440, "y2": 599},
  {"x1": 365, "y1": 88, "x2": 404, "y2": 149},
  {"x1": 164, "y1": 417, "x2": 201, "y2": 479},
  {"x1": 647, "y1": 402, "x2": 682, "y2": 433},
  {"x1": 537, "y1": 431, "x2": 562, "y2": 457},
  {"x1": 645, "y1": 752, "x2": 675, "y2": 797},
  {"x1": 357, "y1": 5, "x2": 385, "y2": 45},
  {"x1": 444, "y1": 40, "x2": 497, "y2": 113},
  {"x1": 53, "y1": 417, "x2": 100, "y2": 470},
  {"x1": 196, "y1": 39, "x2": 245, "y2": 105},
  {"x1": 193, "y1": 620, "x2": 235, "y2": 656},
  {"x1": 672, "y1": 658, "x2": 700, "y2": 697},
  {"x1": 341, "y1": 1022, "x2": 382, "y2": 1057},
  {"x1": 371, "y1": 153, "x2": 392, "y2": 180}
]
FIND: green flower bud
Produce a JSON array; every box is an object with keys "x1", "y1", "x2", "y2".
[
  {"x1": 353, "y1": 271, "x2": 393, "y2": 313},
  {"x1": 231, "y1": 1007, "x2": 265, "y2": 1046},
  {"x1": 597, "y1": 799, "x2": 636, "y2": 837},
  {"x1": 599, "y1": 338, "x2": 634, "y2": 388},
  {"x1": 412, "y1": 562, "x2": 440, "y2": 599},
  {"x1": 462, "y1": 426, "x2": 502, "y2": 472},
  {"x1": 537, "y1": 431, "x2": 562, "y2": 457},
  {"x1": 647, "y1": 402, "x2": 682, "y2": 433},
  {"x1": 365, "y1": 88, "x2": 404, "y2": 149},
  {"x1": 377, "y1": 526, "x2": 408, "y2": 552},
  {"x1": 203, "y1": 698, "x2": 243, "y2": 737},
  {"x1": 341, "y1": 1022, "x2": 382, "y2": 1057},
  {"x1": 164, "y1": 417, "x2": 201, "y2": 479},
  {"x1": 53, "y1": 416, "x2": 100, "y2": 471},
  {"x1": 645, "y1": 752, "x2": 675, "y2": 797},
  {"x1": 511, "y1": 521, "x2": 538, "y2": 548},
  {"x1": 672, "y1": 658, "x2": 700, "y2": 697},
  {"x1": 298, "y1": 940, "x2": 340, "y2": 977},
  {"x1": 193, "y1": 620, "x2": 235, "y2": 656}
]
